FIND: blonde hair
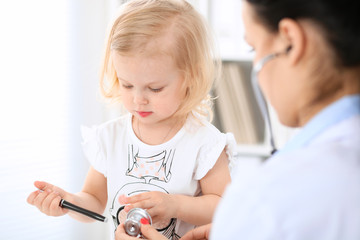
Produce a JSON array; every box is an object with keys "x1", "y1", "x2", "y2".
[{"x1": 99, "y1": 0, "x2": 220, "y2": 121}]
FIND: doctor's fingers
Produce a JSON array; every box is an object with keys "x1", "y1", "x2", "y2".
[
  {"x1": 140, "y1": 224, "x2": 168, "y2": 240},
  {"x1": 115, "y1": 223, "x2": 166, "y2": 240},
  {"x1": 115, "y1": 223, "x2": 139, "y2": 240},
  {"x1": 180, "y1": 224, "x2": 211, "y2": 240}
]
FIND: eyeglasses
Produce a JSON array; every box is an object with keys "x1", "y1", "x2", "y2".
[{"x1": 250, "y1": 47, "x2": 291, "y2": 155}]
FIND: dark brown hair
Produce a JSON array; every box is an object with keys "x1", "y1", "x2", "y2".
[{"x1": 246, "y1": 0, "x2": 360, "y2": 67}]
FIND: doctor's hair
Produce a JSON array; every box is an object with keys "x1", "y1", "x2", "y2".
[
  {"x1": 246, "y1": 0, "x2": 360, "y2": 68},
  {"x1": 99, "y1": 0, "x2": 220, "y2": 121}
]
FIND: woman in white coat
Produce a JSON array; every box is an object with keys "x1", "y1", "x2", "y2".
[{"x1": 116, "y1": 0, "x2": 360, "y2": 239}]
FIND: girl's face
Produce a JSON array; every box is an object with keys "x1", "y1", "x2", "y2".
[{"x1": 112, "y1": 52, "x2": 185, "y2": 127}]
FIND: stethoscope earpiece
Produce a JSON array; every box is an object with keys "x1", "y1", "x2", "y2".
[
  {"x1": 251, "y1": 46, "x2": 292, "y2": 156},
  {"x1": 286, "y1": 45, "x2": 292, "y2": 53}
]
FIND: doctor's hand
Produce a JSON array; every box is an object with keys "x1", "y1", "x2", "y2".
[
  {"x1": 180, "y1": 224, "x2": 211, "y2": 240},
  {"x1": 27, "y1": 181, "x2": 68, "y2": 217},
  {"x1": 119, "y1": 192, "x2": 177, "y2": 224},
  {"x1": 115, "y1": 223, "x2": 167, "y2": 240}
]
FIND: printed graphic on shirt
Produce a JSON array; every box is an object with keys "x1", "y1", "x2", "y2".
[
  {"x1": 109, "y1": 144, "x2": 180, "y2": 240},
  {"x1": 127, "y1": 144, "x2": 174, "y2": 183}
]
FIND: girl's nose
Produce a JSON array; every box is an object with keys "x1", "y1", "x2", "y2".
[{"x1": 133, "y1": 91, "x2": 148, "y2": 105}]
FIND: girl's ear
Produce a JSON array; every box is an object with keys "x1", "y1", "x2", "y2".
[{"x1": 278, "y1": 18, "x2": 306, "y2": 65}]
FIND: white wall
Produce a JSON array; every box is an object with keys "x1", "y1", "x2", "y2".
[{"x1": 0, "y1": 1, "x2": 120, "y2": 239}]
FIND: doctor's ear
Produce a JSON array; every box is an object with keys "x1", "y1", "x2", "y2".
[{"x1": 278, "y1": 18, "x2": 306, "y2": 65}]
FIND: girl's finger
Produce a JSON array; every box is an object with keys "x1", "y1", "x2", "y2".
[
  {"x1": 125, "y1": 199, "x2": 154, "y2": 212},
  {"x1": 118, "y1": 195, "x2": 128, "y2": 204},
  {"x1": 27, "y1": 190, "x2": 41, "y2": 205},
  {"x1": 42, "y1": 191, "x2": 60, "y2": 214},
  {"x1": 33, "y1": 190, "x2": 50, "y2": 211},
  {"x1": 34, "y1": 181, "x2": 53, "y2": 191},
  {"x1": 33, "y1": 181, "x2": 66, "y2": 197},
  {"x1": 49, "y1": 194, "x2": 65, "y2": 216},
  {"x1": 126, "y1": 192, "x2": 150, "y2": 204}
]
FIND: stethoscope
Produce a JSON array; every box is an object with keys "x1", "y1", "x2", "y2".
[{"x1": 250, "y1": 46, "x2": 292, "y2": 155}]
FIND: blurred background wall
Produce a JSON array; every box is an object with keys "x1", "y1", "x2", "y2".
[{"x1": 0, "y1": 0, "x2": 120, "y2": 239}]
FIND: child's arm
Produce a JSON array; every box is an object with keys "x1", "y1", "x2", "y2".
[
  {"x1": 120, "y1": 149, "x2": 231, "y2": 226},
  {"x1": 174, "y1": 149, "x2": 231, "y2": 225},
  {"x1": 69, "y1": 166, "x2": 108, "y2": 222},
  {"x1": 27, "y1": 166, "x2": 107, "y2": 223}
]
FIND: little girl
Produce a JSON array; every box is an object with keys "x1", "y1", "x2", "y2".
[{"x1": 27, "y1": 0, "x2": 235, "y2": 239}]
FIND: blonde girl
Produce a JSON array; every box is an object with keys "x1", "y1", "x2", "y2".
[{"x1": 27, "y1": 0, "x2": 235, "y2": 239}]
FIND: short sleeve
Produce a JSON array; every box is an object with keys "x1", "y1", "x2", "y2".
[
  {"x1": 194, "y1": 132, "x2": 237, "y2": 180},
  {"x1": 81, "y1": 125, "x2": 107, "y2": 177},
  {"x1": 224, "y1": 133, "x2": 237, "y2": 172}
]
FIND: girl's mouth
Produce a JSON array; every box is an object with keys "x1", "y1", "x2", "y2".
[{"x1": 137, "y1": 111, "x2": 152, "y2": 117}]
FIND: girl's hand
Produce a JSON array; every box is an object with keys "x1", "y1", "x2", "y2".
[
  {"x1": 180, "y1": 224, "x2": 212, "y2": 240},
  {"x1": 27, "y1": 181, "x2": 68, "y2": 216},
  {"x1": 119, "y1": 191, "x2": 177, "y2": 224},
  {"x1": 115, "y1": 223, "x2": 167, "y2": 240}
]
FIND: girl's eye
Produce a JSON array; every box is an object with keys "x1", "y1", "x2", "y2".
[
  {"x1": 122, "y1": 84, "x2": 133, "y2": 89},
  {"x1": 149, "y1": 87, "x2": 163, "y2": 93}
]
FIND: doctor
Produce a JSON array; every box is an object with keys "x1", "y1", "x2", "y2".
[{"x1": 115, "y1": 0, "x2": 360, "y2": 239}]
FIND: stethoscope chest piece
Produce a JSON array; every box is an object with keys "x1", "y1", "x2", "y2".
[{"x1": 124, "y1": 208, "x2": 152, "y2": 238}]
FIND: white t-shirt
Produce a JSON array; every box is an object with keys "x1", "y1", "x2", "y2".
[{"x1": 81, "y1": 113, "x2": 235, "y2": 239}]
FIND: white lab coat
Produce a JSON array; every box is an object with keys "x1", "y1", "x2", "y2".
[{"x1": 211, "y1": 113, "x2": 360, "y2": 239}]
